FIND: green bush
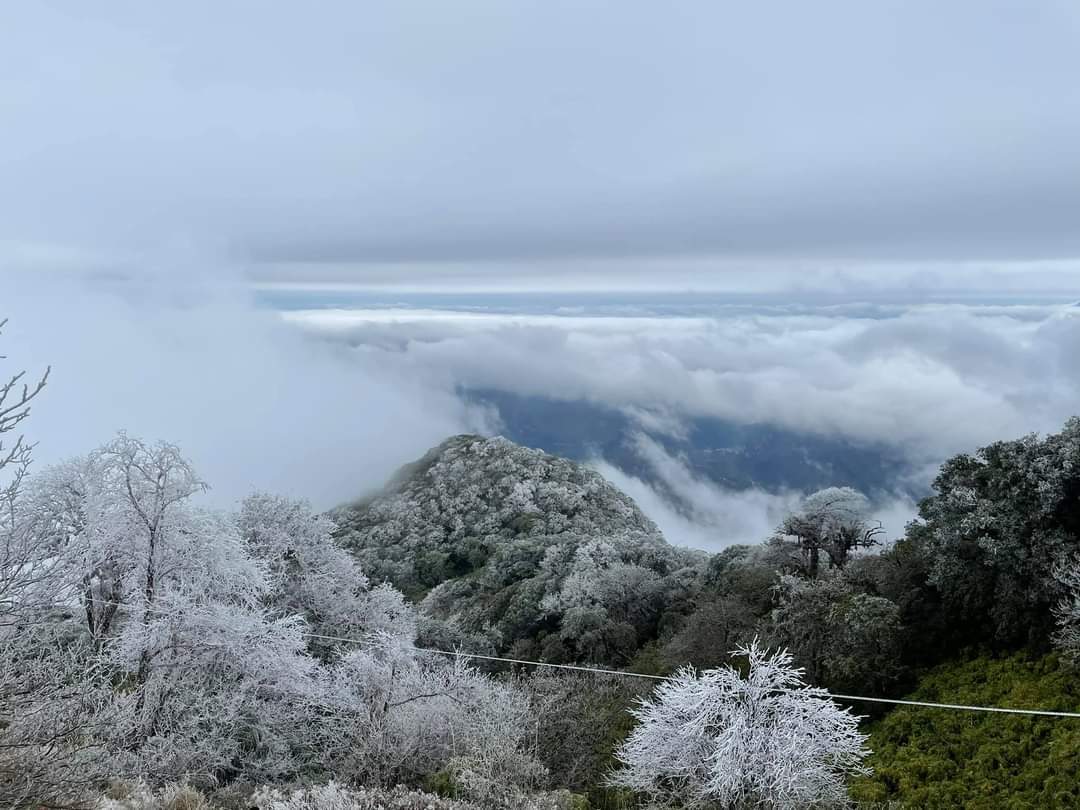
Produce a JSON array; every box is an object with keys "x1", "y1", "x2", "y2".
[
  {"x1": 851, "y1": 652, "x2": 1080, "y2": 808},
  {"x1": 423, "y1": 770, "x2": 460, "y2": 799}
]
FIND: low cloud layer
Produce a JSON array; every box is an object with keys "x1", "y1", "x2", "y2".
[
  {"x1": 593, "y1": 434, "x2": 917, "y2": 550},
  {"x1": 592, "y1": 436, "x2": 803, "y2": 550},
  {"x1": 271, "y1": 294, "x2": 1077, "y2": 549},
  {"x1": 285, "y1": 300, "x2": 1080, "y2": 466}
]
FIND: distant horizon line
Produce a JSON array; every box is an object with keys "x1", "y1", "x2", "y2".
[{"x1": 251, "y1": 282, "x2": 1080, "y2": 303}]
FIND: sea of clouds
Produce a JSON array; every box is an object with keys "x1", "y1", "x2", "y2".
[
  {"x1": 277, "y1": 294, "x2": 1080, "y2": 547},
  {"x1": 282, "y1": 296, "x2": 1080, "y2": 460}
]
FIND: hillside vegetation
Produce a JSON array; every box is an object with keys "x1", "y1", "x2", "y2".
[
  {"x1": 852, "y1": 653, "x2": 1080, "y2": 808},
  {"x1": 332, "y1": 435, "x2": 706, "y2": 664},
  {"x1": 332, "y1": 434, "x2": 669, "y2": 596},
  {"x1": 329, "y1": 420, "x2": 1080, "y2": 806}
]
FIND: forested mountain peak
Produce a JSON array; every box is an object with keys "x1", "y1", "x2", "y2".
[
  {"x1": 331, "y1": 434, "x2": 703, "y2": 662},
  {"x1": 331, "y1": 434, "x2": 667, "y2": 592}
]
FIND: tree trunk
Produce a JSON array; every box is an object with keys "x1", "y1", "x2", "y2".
[{"x1": 135, "y1": 527, "x2": 157, "y2": 687}]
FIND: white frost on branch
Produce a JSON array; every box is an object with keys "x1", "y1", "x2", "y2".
[
  {"x1": 9, "y1": 432, "x2": 543, "y2": 797},
  {"x1": 239, "y1": 493, "x2": 416, "y2": 647},
  {"x1": 609, "y1": 638, "x2": 870, "y2": 809},
  {"x1": 1053, "y1": 556, "x2": 1080, "y2": 663}
]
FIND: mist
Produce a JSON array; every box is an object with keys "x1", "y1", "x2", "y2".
[{"x1": 3, "y1": 269, "x2": 481, "y2": 508}]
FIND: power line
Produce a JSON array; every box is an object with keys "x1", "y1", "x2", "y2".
[
  {"x1": 305, "y1": 629, "x2": 1080, "y2": 718},
  {"x1": 33, "y1": 597, "x2": 1080, "y2": 719},
  {"x1": 303, "y1": 629, "x2": 669, "y2": 681}
]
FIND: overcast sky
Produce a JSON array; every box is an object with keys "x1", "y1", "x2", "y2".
[{"x1": 3, "y1": 1, "x2": 1080, "y2": 290}]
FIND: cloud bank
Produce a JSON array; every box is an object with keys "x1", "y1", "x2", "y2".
[
  {"x1": 284, "y1": 300, "x2": 1080, "y2": 467},
  {"x1": 262, "y1": 294, "x2": 1076, "y2": 549}
]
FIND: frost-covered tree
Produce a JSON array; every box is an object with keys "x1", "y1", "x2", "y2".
[
  {"x1": 540, "y1": 535, "x2": 667, "y2": 663},
  {"x1": 0, "y1": 320, "x2": 52, "y2": 629},
  {"x1": 239, "y1": 493, "x2": 415, "y2": 653},
  {"x1": 0, "y1": 326, "x2": 109, "y2": 808},
  {"x1": 76, "y1": 435, "x2": 208, "y2": 659},
  {"x1": 1052, "y1": 556, "x2": 1080, "y2": 663},
  {"x1": 911, "y1": 418, "x2": 1080, "y2": 646},
  {"x1": 305, "y1": 638, "x2": 545, "y2": 805},
  {"x1": 609, "y1": 639, "x2": 869, "y2": 809},
  {"x1": 767, "y1": 574, "x2": 904, "y2": 694},
  {"x1": 21, "y1": 436, "x2": 321, "y2": 784},
  {"x1": 0, "y1": 320, "x2": 47, "y2": 516},
  {"x1": 775, "y1": 487, "x2": 883, "y2": 578}
]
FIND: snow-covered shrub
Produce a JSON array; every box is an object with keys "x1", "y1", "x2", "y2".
[
  {"x1": 252, "y1": 782, "x2": 474, "y2": 810},
  {"x1": 97, "y1": 781, "x2": 210, "y2": 810},
  {"x1": 251, "y1": 781, "x2": 574, "y2": 810},
  {"x1": 609, "y1": 639, "x2": 870, "y2": 809},
  {"x1": 305, "y1": 639, "x2": 546, "y2": 800},
  {"x1": 239, "y1": 493, "x2": 416, "y2": 651}
]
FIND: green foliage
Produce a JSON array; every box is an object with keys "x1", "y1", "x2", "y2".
[
  {"x1": 845, "y1": 540, "x2": 952, "y2": 672},
  {"x1": 583, "y1": 786, "x2": 638, "y2": 810},
  {"x1": 766, "y1": 574, "x2": 905, "y2": 695},
  {"x1": 851, "y1": 652, "x2": 1080, "y2": 808},
  {"x1": 423, "y1": 770, "x2": 460, "y2": 799},
  {"x1": 914, "y1": 418, "x2": 1080, "y2": 648},
  {"x1": 625, "y1": 642, "x2": 669, "y2": 677}
]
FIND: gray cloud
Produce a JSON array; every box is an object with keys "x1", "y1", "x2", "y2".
[
  {"x1": 282, "y1": 300, "x2": 1080, "y2": 466},
  {"x1": 592, "y1": 433, "x2": 917, "y2": 550},
  {"x1": 2, "y1": 2, "x2": 1080, "y2": 278}
]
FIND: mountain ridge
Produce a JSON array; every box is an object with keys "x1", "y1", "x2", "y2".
[{"x1": 331, "y1": 434, "x2": 706, "y2": 663}]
